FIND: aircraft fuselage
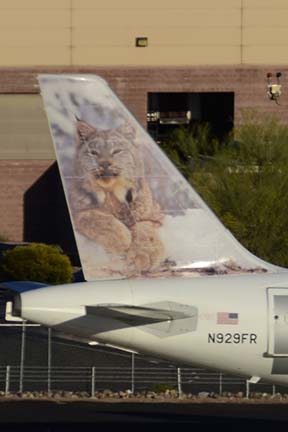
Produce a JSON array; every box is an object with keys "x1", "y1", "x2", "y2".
[{"x1": 17, "y1": 271, "x2": 288, "y2": 386}]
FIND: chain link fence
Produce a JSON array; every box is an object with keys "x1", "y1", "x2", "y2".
[
  {"x1": 0, "y1": 323, "x2": 285, "y2": 399},
  {"x1": 0, "y1": 365, "x2": 280, "y2": 398}
]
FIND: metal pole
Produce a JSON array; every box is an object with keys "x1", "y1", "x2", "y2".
[
  {"x1": 19, "y1": 322, "x2": 26, "y2": 392},
  {"x1": 219, "y1": 372, "x2": 223, "y2": 396},
  {"x1": 272, "y1": 385, "x2": 276, "y2": 396},
  {"x1": 5, "y1": 365, "x2": 10, "y2": 395},
  {"x1": 246, "y1": 380, "x2": 250, "y2": 399},
  {"x1": 177, "y1": 368, "x2": 182, "y2": 398},
  {"x1": 131, "y1": 352, "x2": 135, "y2": 395},
  {"x1": 91, "y1": 366, "x2": 95, "y2": 398},
  {"x1": 47, "y1": 328, "x2": 52, "y2": 394}
]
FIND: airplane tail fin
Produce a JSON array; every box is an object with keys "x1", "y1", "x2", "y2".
[{"x1": 38, "y1": 74, "x2": 281, "y2": 281}]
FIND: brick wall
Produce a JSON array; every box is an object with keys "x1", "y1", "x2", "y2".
[
  {"x1": 0, "y1": 160, "x2": 53, "y2": 241},
  {"x1": 0, "y1": 65, "x2": 287, "y2": 245},
  {"x1": 0, "y1": 65, "x2": 287, "y2": 124}
]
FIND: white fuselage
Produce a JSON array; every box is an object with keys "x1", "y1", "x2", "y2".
[{"x1": 18, "y1": 271, "x2": 288, "y2": 386}]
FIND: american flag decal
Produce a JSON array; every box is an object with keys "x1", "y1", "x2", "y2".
[{"x1": 217, "y1": 312, "x2": 239, "y2": 325}]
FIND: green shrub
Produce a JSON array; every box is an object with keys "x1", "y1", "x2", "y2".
[
  {"x1": 150, "y1": 383, "x2": 176, "y2": 393},
  {"x1": 0, "y1": 243, "x2": 74, "y2": 285},
  {"x1": 160, "y1": 123, "x2": 219, "y2": 178},
  {"x1": 162, "y1": 113, "x2": 288, "y2": 268},
  {"x1": 189, "y1": 114, "x2": 288, "y2": 267}
]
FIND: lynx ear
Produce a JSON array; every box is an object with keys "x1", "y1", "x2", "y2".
[
  {"x1": 76, "y1": 119, "x2": 96, "y2": 143},
  {"x1": 117, "y1": 121, "x2": 136, "y2": 143}
]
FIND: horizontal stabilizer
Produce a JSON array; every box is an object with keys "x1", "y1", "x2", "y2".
[
  {"x1": 86, "y1": 304, "x2": 195, "y2": 326},
  {"x1": 0, "y1": 281, "x2": 48, "y2": 293}
]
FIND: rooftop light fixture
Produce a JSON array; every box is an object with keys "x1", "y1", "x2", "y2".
[{"x1": 135, "y1": 37, "x2": 148, "y2": 47}]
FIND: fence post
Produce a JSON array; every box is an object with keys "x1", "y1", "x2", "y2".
[
  {"x1": 246, "y1": 380, "x2": 250, "y2": 399},
  {"x1": 19, "y1": 322, "x2": 26, "y2": 392},
  {"x1": 91, "y1": 366, "x2": 95, "y2": 398},
  {"x1": 177, "y1": 368, "x2": 182, "y2": 398},
  {"x1": 47, "y1": 328, "x2": 52, "y2": 394},
  {"x1": 5, "y1": 366, "x2": 10, "y2": 395},
  {"x1": 131, "y1": 353, "x2": 135, "y2": 395},
  {"x1": 219, "y1": 372, "x2": 223, "y2": 396}
]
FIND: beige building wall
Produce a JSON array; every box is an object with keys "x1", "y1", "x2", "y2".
[{"x1": 0, "y1": 0, "x2": 288, "y2": 66}]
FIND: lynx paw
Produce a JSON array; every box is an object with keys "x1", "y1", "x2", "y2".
[
  {"x1": 75, "y1": 209, "x2": 132, "y2": 254},
  {"x1": 128, "y1": 221, "x2": 165, "y2": 272}
]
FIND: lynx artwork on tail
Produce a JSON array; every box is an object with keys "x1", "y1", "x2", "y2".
[
  {"x1": 38, "y1": 74, "x2": 271, "y2": 281},
  {"x1": 69, "y1": 119, "x2": 165, "y2": 275}
]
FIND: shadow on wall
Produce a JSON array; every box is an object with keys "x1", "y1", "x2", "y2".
[{"x1": 23, "y1": 162, "x2": 80, "y2": 267}]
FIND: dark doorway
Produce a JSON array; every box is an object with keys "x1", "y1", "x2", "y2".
[{"x1": 147, "y1": 92, "x2": 234, "y2": 142}]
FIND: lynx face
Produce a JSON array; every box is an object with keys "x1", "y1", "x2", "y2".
[{"x1": 75, "y1": 120, "x2": 137, "y2": 190}]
